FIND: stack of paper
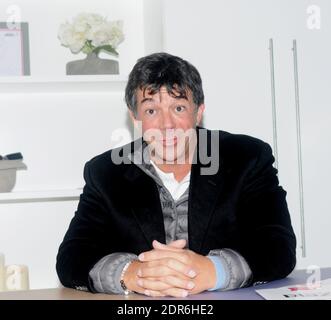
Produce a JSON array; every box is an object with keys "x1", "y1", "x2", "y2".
[{"x1": 256, "y1": 278, "x2": 331, "y2": 300}]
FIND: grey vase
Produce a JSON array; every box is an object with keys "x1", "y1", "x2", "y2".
[{"x1": 66, "y1": 51, "x2": 119, "y2": 75}]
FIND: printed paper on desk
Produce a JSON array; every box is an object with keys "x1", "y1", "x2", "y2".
[{"x1": 256, "y1": 278, "x2": 331, "y2": 300}]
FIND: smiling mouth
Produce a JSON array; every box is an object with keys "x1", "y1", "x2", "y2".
[{"x1": 161, "y1": 137, "x2": 177, "y2": 146}]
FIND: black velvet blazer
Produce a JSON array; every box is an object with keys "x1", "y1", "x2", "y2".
[{"x1": 56, "y1": 127, "x2": 296, "y2": 291}]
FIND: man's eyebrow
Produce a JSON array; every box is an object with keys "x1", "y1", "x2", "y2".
[
  {"x1": 140, "y1": 93, "x2": 188, "y2": 104},
  {"x1": 140, "y1": 97, "x2": 154, "y2": 104},
  {"x1": 174, "y1": 95, "x2": 188, "y2": 100}
]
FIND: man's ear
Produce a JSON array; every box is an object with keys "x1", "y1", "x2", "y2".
[
  {"x1": 129, "y1": 109, "x2": 144, "y2": 137},
  {"x1": 128, "y1": 109, "x2": 139, "y2": 129},
  {"x1": 196, "y1": 104, "x2": 205, "y2": 125}
]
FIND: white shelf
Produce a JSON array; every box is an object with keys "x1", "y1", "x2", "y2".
[
  {"x1": 0, "y1": 76, "x2": 127, "y2": 93},
  {"x1": 0, "y1": 188, "x2": 82, "y2": 203}
]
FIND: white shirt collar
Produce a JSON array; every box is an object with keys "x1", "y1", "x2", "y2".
[{"x1": 150, "y1": 160, "x2": 191, "y2": 201}]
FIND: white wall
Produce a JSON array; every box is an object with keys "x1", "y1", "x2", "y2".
[
  {"x1": 0, "y1": 201, "x2": 77, "y2": 289},
  {"x1": 163, "y1": 0, "x2": 275, "y2": 143},
  {"x1": 0, "y1": 92, "x2": 131, "y2": 190}
]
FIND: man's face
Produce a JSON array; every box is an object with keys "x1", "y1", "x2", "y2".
[{"x1": 130, "y1": 86, "x2": 205, "y2": 164}]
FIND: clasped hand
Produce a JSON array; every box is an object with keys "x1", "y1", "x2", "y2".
[{"x1": 124, "y1": 239, "x2": 216, "y2": 297}]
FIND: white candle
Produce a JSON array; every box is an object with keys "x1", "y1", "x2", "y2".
[
  {"x1": 5, "y1": 264, "x2": 29, "y2": 291},
  {"x1": 0, "y1": 253, "x2": 5, "y2": 291}
]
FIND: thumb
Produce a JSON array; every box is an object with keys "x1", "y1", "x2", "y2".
[
  {"x1": 168, "y1": 239, "x2": 187, "y2": 249},
  {"x1": 152, "y1": 239, "x2": 186, "y2": 251}
]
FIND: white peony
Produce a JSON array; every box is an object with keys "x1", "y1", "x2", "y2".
[
  {"x1": 86, "y1": 22, "x2": 110, "y2": 47},
  {"x1": 72, "y1": 12, "x2": 104, "y2": 33},
  {"x1": 107, "y1": 21, "x2": 125, "y2": 48},
  {"x1": 58, "y1": 22, "x2": 86, "y2": 53},
  {"x1": 87, "y1": 20, "x2": 124, "y2": 48},
  {"x1": 58, "y1": 13, "x2": 124, "y2": 55}
]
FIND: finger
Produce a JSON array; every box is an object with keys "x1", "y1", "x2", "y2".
[
  {"x1": 162, "y1": 275, "x2": 195, "y2": 290},
  {"x1": 137, "y1": 278, "x2": 172, "y2": 291},
  {"x1": 143, "y1": 289, "x2": 166, "y2": 297},
  {"x1": 152, "y1": 240, "x2": 180, "y2": 251},
  {"x1": 167, "y1": 239, "x2": 187, "y2": 249},
  {"x1": 139, "y1": 249, "x2": 190, "y2": 265},
  {"x1": 141, "y1": 276, "x2": 195, "y2": 290},
  {"x1": 137, "y1": 276, "x2": 194, "y2": 292},
  {"x1": 152, "y1": 239, "x2": 186, "y2": 251},
  {"x1": 139, "y1": 261, "x2": 197, "y2": 279},
  {"x1": 152, "y1": 258, "x2": 197, "y2": 278},
  {"x1": 161, "y1": 287, "x2": 189, "y2": 298},
  {"x1": 132, "y1": 285, "x2": 151, "y2": 296},
  {"x1": 138, "y1": 279, "x2": 190, "y2": 298}
]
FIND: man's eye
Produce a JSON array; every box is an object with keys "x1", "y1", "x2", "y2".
[
  {"x1": 145, "y1": 109, "x2": 155, "y2": 115},
  {"x1": 175, "y1": 105, "x2": 186, "y2": 112}
]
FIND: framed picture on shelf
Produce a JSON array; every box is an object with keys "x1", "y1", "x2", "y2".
[{"x1": 0, "y1": 22, "x2": 30, "y2": 76}]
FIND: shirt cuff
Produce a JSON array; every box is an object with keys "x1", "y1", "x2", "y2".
[
  {"x1": 206, "y1": 255, "x2": 226, "y2": 291},
  {"x1": 89, "y1": 252, "x2": 138, "y2": 294}
]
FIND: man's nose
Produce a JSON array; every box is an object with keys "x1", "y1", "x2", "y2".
[{"x1": 160, "y1": 110, "x2": 175, "y2": 130}]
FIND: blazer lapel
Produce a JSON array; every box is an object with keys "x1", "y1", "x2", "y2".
[
  {"x1": 188, "y1": 128, "x2": 226, "y2": 253},
  {"x1": 123, "y1": 144, "x2": 166, "y2": 249}
]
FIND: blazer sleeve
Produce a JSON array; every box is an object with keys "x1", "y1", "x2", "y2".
[
  {"x1": 236, "y1": 142, "x2": 297, "y2": 284},
  {"x1": 56, "y1": 160, "x2": 114, "y2": 291}
]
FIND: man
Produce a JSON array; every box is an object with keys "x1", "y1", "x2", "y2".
[{"x1": 56, "y1": 52, "x2": 296, "y2": 298}]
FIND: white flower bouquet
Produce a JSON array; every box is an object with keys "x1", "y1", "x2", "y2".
[{"x1": 58, "y1": 13, "x2": 124, "y2": 57}]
